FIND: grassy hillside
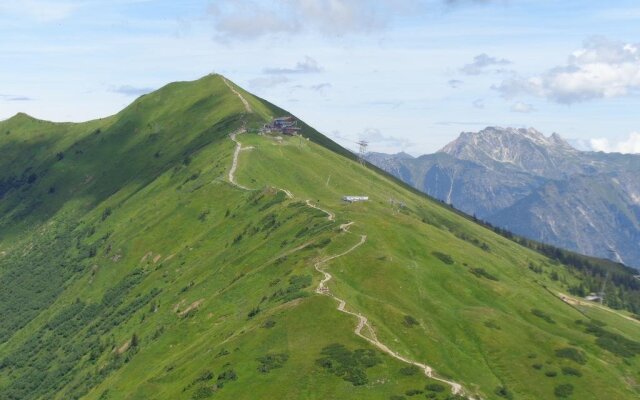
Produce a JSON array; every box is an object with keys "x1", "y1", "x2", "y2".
[{"x1": 0, "y1": 74, "x2": 638, "y2": 400}]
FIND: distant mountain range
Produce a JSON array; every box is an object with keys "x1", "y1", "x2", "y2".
[{"x1": 367, "y1": 127, "x2": 640, "y2": 268}]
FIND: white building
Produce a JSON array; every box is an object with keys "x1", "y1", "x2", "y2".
[{"x1": 342, "y1": 196, "x2": 369, "y2": 203}]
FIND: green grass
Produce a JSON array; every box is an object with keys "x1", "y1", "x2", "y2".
[{"x1": 0, "y1": 74, "x2": 638, "y2": 400}]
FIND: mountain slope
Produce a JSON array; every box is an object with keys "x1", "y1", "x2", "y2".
[
  {"x1": 367, "y1": 127, "x2": 640, "y2": 268},
  {"x1": 0, "y1": 76, "x2": 639, "y2": 400}
]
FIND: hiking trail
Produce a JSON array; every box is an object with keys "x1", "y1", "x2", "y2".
[{"x1": 224, "y1": 77, "x2": 476, "y2": 399}]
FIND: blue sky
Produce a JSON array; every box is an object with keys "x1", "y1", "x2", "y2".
[{"x1": 1, "y1": 0, "x2": 639, "y2": 155}]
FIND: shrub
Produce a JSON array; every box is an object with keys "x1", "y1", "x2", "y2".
[
  {"x1": 247, "y1": 306, "x2": 260, "y2": 319},
  {"x1": 193, "y1": 370, "x2": 214, "y2": 383},
  {"x1": 308, "y1": 237, "x2": 332, "y2": 249},
  {"x1": 582, "y1": 321, "x2": 640, "y2": 357},
  {"x1": 555, "y1": 347, "x2": 586, "y2": 365},
  {"x1": 554, "y1": 384, "x2": 574, "y2": 398},
  {"x1": 484, "y1": 320, "x2": 501, "y2": 330},
  {"x1": 130, "y1": 333, "x2": 139, "y2": 348},
  {"x1": 101, "y1": 207, "x2": 112, "y2": 221},
  {"x1": 531, "y1": 309, "x2": 555, "y2": 324},
  {"x1": 216, "y1": 369, "x2": 237, "y2": 388},
  {"x1": 215, "y1": 349, "x2": 230, "y2": 358},
  {"x1": 532, "y1": 363, "x2": 543, "y2": 370},
  {"x1": 432, "y1": 251, "x2": 454, "y2": 265},
  {"x1": 191, "y1": 386, "x2": 214, "y2": 399},
  {"x1": 404, "y1": 388, "x2": 423, "y2": 396},
  {"x1": 315, "y1": 343, "x2": 381, "y2": 386},
  {"x1": 425, "y1": 383, "x2": 446, "y2": 392},
  {"x1": 262, "y1": 319, "x2": 276, "y2": 329},
  {"x1": 470, "y1": 267, "x2": 499, "y2": 281},
  {"x1": 257, "y1": 353, "x2": 289, "y2": 373},
  {"x1": 528, "y1": 263, "x2": 543, "y2": 274},
  {"x1": 545, "y1": 370, "x2": 558, "y2": 377},
  {"x1": 270, "y1": 274, "x2": 312, "y2": 303},
  {"x1": 495, "y1": 386, "x2": 513, "y2": 399},
  {"x1": 197, "y1": 210, "x2": 209, "y2": 222},
  {"x1": 403, "y1": 315, "x2": 419, "y2": 327},
  {"x1": 399, "y1": 365, "x2": 420, "y2": 376},
  {"x1": 595, "y1": 335, "x2": 640, "y2": 358},
  {"x1": 561, "y1": 366, "x2": 582, "y2": 377}
]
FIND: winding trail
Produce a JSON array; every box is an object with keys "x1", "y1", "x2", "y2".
[
  {"x1": 223, "y1": 77, "x2": 475, "y2": 399},
  {"x1": 223, "y1": 77, "x2": 252, "y2": 113},
  {"x1": 305, "y1": 199, "x2": 335, "y2": 221},
  {"x1": 228, "y1": 129, "x2": 251, "y2": 190},
  {"x1": 314, "y1": 227, "x2": 471, "y2": 398}
]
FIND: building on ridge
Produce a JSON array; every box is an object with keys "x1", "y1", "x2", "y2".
[{"x1": 261, "y1": 116, "x2": 301, "y2": 135}]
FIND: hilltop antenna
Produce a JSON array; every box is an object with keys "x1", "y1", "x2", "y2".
[
  {"x1": 599, "y1": 270, "x2": 610, "y2": 306},
  {"x1": 356, "y1": 140, "x2": 369, "y2": 166}
]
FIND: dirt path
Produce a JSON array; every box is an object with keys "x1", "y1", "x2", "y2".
[
  {"x1": 279, "y1": 188, "x2": 294, "y2": 199},
  {"x1": 228, "y1": 129, "x2": 251, "y2": 190},
  {"x1": 339, "y1": 221, "x2": 354, "y2": 231},
  {"x1": 223, "y1": 77, "x2": 252, "y2": 113},
  {"x1": 305, "y1": 199, "x2": 335, "y2": 221},
  {"x1": 224, "y1": 101, "x2": 475, "y2": 399},
  {"x1": 314, "y1": 229, "x2": 473, "y2": 398},
  {"x1": 559, "y1": 292, "x2": 640, "y2": 325}
]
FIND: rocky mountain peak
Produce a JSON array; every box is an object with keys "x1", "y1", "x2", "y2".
[
  {"x1": 441, "y1": 126, "x2": 575, "y2": 153},
  {"x1": 438, "y1": 126, "x2": 581, "y2": 177}
]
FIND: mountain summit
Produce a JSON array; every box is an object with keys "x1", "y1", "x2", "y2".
[
  {"x1": 439, "y1": 127, "x2": 580, "y2": 178},
  {"x1": 368, "y1": 126, "x2": 640, "y2": 268}
]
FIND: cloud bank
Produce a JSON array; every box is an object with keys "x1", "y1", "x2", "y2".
[
  {"x1": 510, "y1": 101, "x2": 535, "y2": 113},
  {"x1": 495, "y1": 37, "x2": 640, "y2": 103},
  {"x1": 208, "y1": 0, "x2": 495, "y2": 40},
  {"x1": 589, "y1": 132, "x2": 640, "y2": 154}
]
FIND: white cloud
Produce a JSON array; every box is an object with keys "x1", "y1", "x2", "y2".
[
  {"x1": 207, "y1": 0, "x2": 487, "y2": 40},
  {"x1": 510, "y1": 101, "x2": 535, "y2": 113},
  {"x1": 0, "y1": 94, "x2": 34, "y2": 101},
  {"x1": 263, "y1": 56, "x2": 323, "y2": 74},
  {"x1": 358, "y1": 127, "x2": 414, "y2": 149},
  {"x1": 589, "y1": 132, "x2": 640, "y2": 154},
  {"x1": 448, "y1": 79, "x2": 463, "y2": 88},
  {"x1": 495, "y1": 37, "x2": 640, "y2": 103},
  {"x1": 110, "y1": 85, "x2": 155, "y2": 96},
  {"x1": 0, "y1": 0, "x2": 79, "y2": 22},
  {"x1": 460, "y1": 53, "x2": 511, "y2": 75},
  {"x1": 248, "y1": 76, "x2": 290, "y2": 89},
  {"x1": 310, "y1": 82, "x2": 332, "y2": 92},
  {"x1": 472, "y1": 98, "x2": 484, "y2": 109}
]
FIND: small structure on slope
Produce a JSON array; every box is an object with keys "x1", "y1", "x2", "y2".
[
  {"x1": 261, "y1": 116, "x2": 301, "y2": 135},
  {"x1": 585, "y1": 293, "x2": 603, "y2": 302},
  {"x1": 343, "y1": 195, "x2": 369, "y2": 203}
]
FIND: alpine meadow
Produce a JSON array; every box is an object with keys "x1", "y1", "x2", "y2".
[{"x1": 0, "y1": 74, "x2": 639, "y2": 400}]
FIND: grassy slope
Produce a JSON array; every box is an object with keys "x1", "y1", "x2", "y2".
[
  {"x1": 235, "y1": 131, "x2": 640, "y2": 400},
  {"x1": 0, "y1": 74, "x2": 637, "y2": 400}
]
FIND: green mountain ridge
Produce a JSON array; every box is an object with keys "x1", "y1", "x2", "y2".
[{"x1": 0, "y1": 74, "x2": 639, "y2": 400}]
